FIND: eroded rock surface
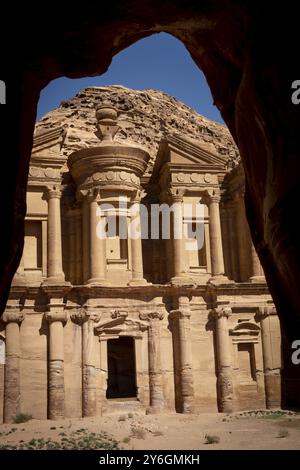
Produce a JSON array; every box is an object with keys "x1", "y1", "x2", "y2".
[{"x1": 36, "y1": 85, "x2": 239, "y2": 172}]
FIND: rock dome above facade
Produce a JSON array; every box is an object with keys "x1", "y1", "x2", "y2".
[{"x1": 35, "y1": 85, "x2": 239, "y2": 174}]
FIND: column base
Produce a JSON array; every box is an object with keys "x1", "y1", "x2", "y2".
[
  {"x1": 208, "y1": 275, "x2": 234, "y2": 285},
  {"x1": 249, "y1": 275, "x2": 266, "y2": 283},
  {"x1": 181, "y1": 401, "x2": 194, "y2": 414},
  {"x1": 146, "y1": 406, "x2": 164, "y2": 415},
  {"x1": 42, "y1": 276, "x2": 69, "y2": 286},
  {"x1": 85, "y1": 278, "x2": 111, "y2": 287},
  {"x1": 219, "y1": 403, "x2": 233, "y2": 413},
  {"x1": 127, "y1": 278, "x2": 149, "y2": 286},
  {"x1": 170, "y1": 276, "x2": 195, "y2": 287}
]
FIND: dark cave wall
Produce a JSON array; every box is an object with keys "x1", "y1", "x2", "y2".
[{"x1": 1, "y1": 1, "x2": 299, "y2": 406}]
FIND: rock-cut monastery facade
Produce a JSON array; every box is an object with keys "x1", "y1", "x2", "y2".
[{"x1": 0, "y1": 86, "x2": 281, "y2": 422}]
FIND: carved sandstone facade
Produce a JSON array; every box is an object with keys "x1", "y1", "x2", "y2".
[{"x1": 0, "y1": 90, "x2": 281, "y2": 422}]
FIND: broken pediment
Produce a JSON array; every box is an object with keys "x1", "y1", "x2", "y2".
[
  {"x1": 230, "y1": 321, "x2": 261, "y2": 337},
  {"x1": 151, "y1": 133, "x2": 227, "y2": 180},
  {"x1": 95, "y1": 310, "x2": 148, "y2": 337},
  {"x1": 32, "y1": 126, "x2": 67, "y2": 158}
]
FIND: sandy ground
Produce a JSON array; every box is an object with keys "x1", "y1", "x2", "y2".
[{"x1": 1, "y1": 410, "x2": 300, "y2": 450}]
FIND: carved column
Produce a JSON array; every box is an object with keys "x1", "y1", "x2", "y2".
[
  {"x1": 212, "y1": 306, "x2": 233, "y2": 412},
  {"x1": 44, "y1": 187, "x2": 70, "y2": 418},
  {"x1": 82, "y1": 316, "x2": 96, "y2": 416},
  {"x1": 129, "y1": 192, "x2": 146, "y2": 285},
  {"x1": 87, "y1": 189, "x2": 108, "y2": 284},
  {"x1": 140, "y1": 311, "x2": 164, "y2": 413},
  {"x1": 220, "y1": 204, "x2": 231, "y2": 279},
  {"x1": 258, "y1": 306, "x2": 281, "y2": 409},
  {"x1": 43, "y1": 284, "x2": 70, "y2": 420},
  {"x1": 3, "y1": 309, "x2": 24, "y2": 423},
  {"x1": 46, "y1": 309, "x2": 67, "y2": 420},
  {"x1": 226, "y1": 199, "x2": 239, "y2": 281},
  {"x1": 208, "y1": 192, "x2": 226, "y2": 279},
  {"x1": 46, "y1": 186, "x2": 65, "y2": 282},
  {"x1": 170, "y1": 296, "x2": 194, "y2": 413},
  {"x1": 68, "y1": 208, "x2": 76, "y2": 283},
  {"x1": 73, "y1": 307, "x2": 99, "y2": 417},
  {"x1": 249, "y1": 242, "x2": 265, "y2": 283},
  {"x1": 167, "y1": 190, "x2": 188, "y2": 283},
  {"x1": 75, "y1": 208, "x2": 82, "y2": 284},
  {"x1": 81, "y1": 195, "x2": 90, "y2": 283},
  {"x1": 235, "y1": 191, "x2": 250, "y2": 282},
  {"x1": 172, "y1": 195, "x2": 184, "y2": 279}
]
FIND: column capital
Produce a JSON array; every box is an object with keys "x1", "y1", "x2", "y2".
[
  {"x1": 211, "y1": 306, "x2": 232, "y2": 319},
  {"x1": 87, "y1": 187, "x2": 101, "y2": 202},
  {"x1": 70, "y1": 309, "x2": 86, "y2": 325},
  {"x1": 46, "y1": 185, "x2": 62, "y2": 200},
  {"x1": 206, "y1": 189, "x2": 221, "y2": 204},
  {"x1": 257, "y1": 305, "x2": 277, "y2": 318},
  {"x1": 2, "y1": 309, "x2": 25, "y2": 324},
  {"x1": 45, "y1": 310, "x2": 68, "y2": 324},
  {"x1": 167, "y1": 187, "x2": 185, "y2": 203},
  {"x1": 169, "y1": 308, "x2": 191, "y2": 320},
  {"x1": 111, "y1": 309, "x2": 128, "y2": 320},
  {"x1": 76, "y1": 188, "x2": 89, "y2": 202},
  {"x1": 139, "y1": 311, "x2": 164, "y2": 322},
  {"x1": 71, "y1": 306, "x2": 101, "y2": 324},
  {"x1": 131, "y1": 189, "x2": 144, "y2": 204},
  {"x1": 170, "y1": 296, "x2": 191, "y2": 319}
]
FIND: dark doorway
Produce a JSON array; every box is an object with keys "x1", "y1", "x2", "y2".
[{"x1": 106, "y1": 337, "x2": 137, "y2": 399}]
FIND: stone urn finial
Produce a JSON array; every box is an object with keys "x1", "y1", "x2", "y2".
[{"x1": 95, "y1": 101, "x2": 120, "y2": 142}]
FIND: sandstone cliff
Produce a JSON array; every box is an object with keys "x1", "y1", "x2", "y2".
[{"x1": 35, "y1": 85, "x2": 239, "y2": 173}]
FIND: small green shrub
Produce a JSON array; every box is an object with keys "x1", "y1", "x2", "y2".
[
  {"x1": 13, "y1": 413, "x2": 33, "y2": 424},
  {"x1": 130, "y1": 427, "x2": 146, "y2": 440},
  {"x1": 277, "y1": 429, "x2": 289, "y2": 439},
  {"x1": 204, "y1": 434, "x2": 220, "y2": 445},
  {"x1": 0, "y1": 431, "x2": 119, "y2": 450}
]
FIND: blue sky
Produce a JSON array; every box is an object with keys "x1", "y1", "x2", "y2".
[{"x1": 37, "y1": 33, "x2": 223, "y2": 124}]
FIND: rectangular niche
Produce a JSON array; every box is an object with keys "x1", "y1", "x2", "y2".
[
  {"x1": 24, "y1": 220, "x2": 43, "y2": 272},
  {"x1": 184, "y1": 221, "x2": 207, "y2": 271},
  {"x1": 237, "y1": 342, "x2": 256, "y2": 382},
  {"x1": 106, "y1": 215, "x2": 128, "y2": 268}
]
